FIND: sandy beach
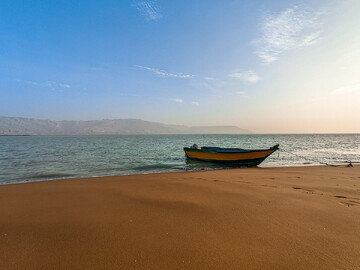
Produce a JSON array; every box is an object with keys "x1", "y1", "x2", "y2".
[{"x1": 1, "y1": 166, "x2": 360, "y2": 269}]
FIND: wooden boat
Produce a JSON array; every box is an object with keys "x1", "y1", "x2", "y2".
[{"x1": 184, "y1": 144, "x2": 279, "y2": 166}]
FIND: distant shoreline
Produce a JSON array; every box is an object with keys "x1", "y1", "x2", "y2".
[
  {"x1": 0, "y1": 134, "x2": 31, "y2": 136},
  {"x1": 1, "y1": 133, "x2": 359, "y2": 136}
]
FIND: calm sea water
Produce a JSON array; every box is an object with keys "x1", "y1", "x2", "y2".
[{"x1": 0, "y1": 134, "x2": 359, "y2": 185}]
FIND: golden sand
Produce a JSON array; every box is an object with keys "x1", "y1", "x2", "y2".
[{"x1": 1, "y1": 166, "x2": 360, "y2": 269}]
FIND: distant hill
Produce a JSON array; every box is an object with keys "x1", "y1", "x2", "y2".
[
  {"x1": 185, "y1": 126, "x2": 250, "y2": 134},
  {"x1": 0, "y1": 116, "x2": 251, "y2": 135}
]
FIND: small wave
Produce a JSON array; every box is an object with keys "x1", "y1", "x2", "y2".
[
  {"x1": 171, "y1": 157, "x2": 186, "y2": 161},
  {"x1": 93, "y1": 167, "x2": 130, "y2": 172},
  {"x1": 132, "y1": 163, "x2": 182, "y2": 170},
  {"x1": 28, "y1": 173, "x2": 76, "y2": 179}
]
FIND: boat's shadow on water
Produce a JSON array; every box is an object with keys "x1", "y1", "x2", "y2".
[{"x1": 185, "y1": 159, "x2": 253, "y2": 170}]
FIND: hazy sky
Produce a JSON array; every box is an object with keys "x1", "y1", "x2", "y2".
[{"x1": 1, "y1": 0, "x2": 359, "y2": 133}]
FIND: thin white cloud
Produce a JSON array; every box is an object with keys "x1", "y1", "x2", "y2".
[
  {"x1": 229, "y1": 70, "x2": 261, "y2": 84},
  {"x1": 235, "y1": 91, "x2": 249, "y2": 98},
  {"x1": 299, "y1": 31, "x2": 322, "y2": 47},
  {"x1": 20, "y1": 80, "x2": 71, "y2": 89},
  {"x1": 135, "y1": 1, "x2": 161, "y2": 21},
  {"x1": 191, "y1": 101, "x2": 199, "y2": 106},
  {"x1": 169, "y1": 98, "x2": 183, "y2": 103},
  {"x1": 45, "y1": 81, "x2": 56, "y2": 87},
  {"x1": 205, "y1": 77, "x2": 215, "y2": 81},
  {"x1": 21, "y1": 80, "x2": 39, "y2": 85},
  {"x1": 256, "y1": 6, "x2": 324, "y2": 63},
  {"x1": 331, "y1": 83, "x2": 360, "y2": 95},
  {"x1": 137, "y1": 65, "x2": 193, "y2": 78}
]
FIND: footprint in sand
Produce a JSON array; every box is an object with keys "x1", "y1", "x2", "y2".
[
  {"x1": 334, "y1": 195, "x2": 360, "y2": 207},
  {"x1": 293, "y1": 187, "x2": 312, "y2": 191},
  {"x1": 292, "y1": 187, "x2": 314, "y2": 194},
  {"x1": 261, "y1": 184, "x2": 277, "y2": 188},
  {"x1": 339, "y1": 201, "x2": 360, "y2": 207},
  {"x1": 213, "y1": 179, "x2": 224, "y2": 183}
]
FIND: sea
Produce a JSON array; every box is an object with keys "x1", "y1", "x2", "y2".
[{"x1": 0, "y1": 134, "x2": 359, "y2": 185}]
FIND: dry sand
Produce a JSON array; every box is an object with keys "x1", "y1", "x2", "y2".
[{"x1": 1, "y1": 166, "x2": 360, "y2": 269}]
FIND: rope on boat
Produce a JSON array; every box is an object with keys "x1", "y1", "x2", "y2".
[{"x1": 279, "y1": 149, "x2": 358, "y2": 167}]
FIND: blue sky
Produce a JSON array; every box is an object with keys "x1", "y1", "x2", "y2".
[{"x1": 1, "y1": 0, "x2": 360, "y2": 133}]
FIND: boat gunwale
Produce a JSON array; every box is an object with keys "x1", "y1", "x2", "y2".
[{"x1": 183, "y1": 147, "x2": 276, "y2": 154}]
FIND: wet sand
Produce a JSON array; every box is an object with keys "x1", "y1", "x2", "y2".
[{"x1": 1, "y1": 166, "x2": 360, "y2": 269}]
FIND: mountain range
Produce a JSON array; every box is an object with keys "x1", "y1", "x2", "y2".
[{"x1": 0, "y1": 116, "x2": 251, "y2": 135}]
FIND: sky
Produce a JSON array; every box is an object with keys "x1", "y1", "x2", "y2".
[{"x1": 0, "y1": 0, "x2": 360, "y2": 133}]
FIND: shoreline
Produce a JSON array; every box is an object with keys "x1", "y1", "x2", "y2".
[
  {"x1": 0, "y1": 163, "x2": 346, "y2": 186},
  {"x1": 1, "y1": 165, "x2": 360, "y2": 269}
]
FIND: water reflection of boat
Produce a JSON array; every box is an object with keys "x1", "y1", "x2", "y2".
[{"x1": 184, "y1": 144, "x2": 279, "y2": 167}]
